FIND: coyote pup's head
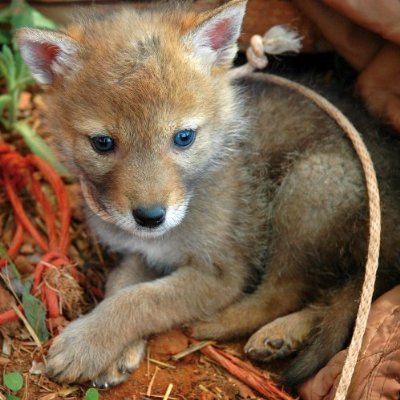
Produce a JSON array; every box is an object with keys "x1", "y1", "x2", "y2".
[{"x1": 16, "y1": 0, "x2": 246, "y2": 238}]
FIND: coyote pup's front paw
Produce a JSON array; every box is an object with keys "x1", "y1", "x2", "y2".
[
  {"x1": 92, "y1": 340, "x2": 146, "y2": 388},
  {"x1": 46, "y1": 315, "x2": 126, "y2": 384}
]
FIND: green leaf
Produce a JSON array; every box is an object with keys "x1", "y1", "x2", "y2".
[
  {"x1": 16, "y1": 77, "x2": 32, "y2": 89},
  {"x1": 0, "y1": 59, "x2": 10, "y2": 82},
  {"x1": 4, "y1": 372, "x2": 23, "y2": 391},
  {"x1": 0, "y1": 6, "x2": 12, "y2": 24},
  {"x1": 0, "y1": 94, "x2": 12, "y2": 104},
  {"x1": 0, "y1": 30, "x2": 11, "y2": 45},
  {"x1": 2, "y1": 46, "x2": 15, "y2": 78},
  {"x1": 22, "y1": 281, "x2": 49, "y2": 343},
  {"x1": 15, "y1": 51, "x2": 32, "y2": 84},
  {"x1": 84, "y1": 388, "x2": 99, "y2": 400},
  {"x1": 0, "y1": 242, "x2": 21, "y2": 279},
  {"x1": 6, "y1": 395, "x2": 21, "y2": 400},
  {"x1": 13, "y1": 121, "x2": 71, "y2": 178},
  {"x1": 0, "y1": 94, "x2": 12, "y2": 116},
  {"x1": 10, "y1": 1, "x2": 58, "y2": 30},
  {"x1": 0, "y1": 46, "x2": 16, "y2": 98}
]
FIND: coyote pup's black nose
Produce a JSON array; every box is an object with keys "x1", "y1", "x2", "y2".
[{"x1": 132, "y1": 206, "x2": 166, "y2": 228}]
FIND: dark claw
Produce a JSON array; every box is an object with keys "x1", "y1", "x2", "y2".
[
  {"x1": 93, "y1": 378, "x2": 124, "y2": 389},
  {"x1": 46, "y1": 360, "x2": 72, "y2": 381},
  {"x1": 93, "y1": 380, "x2": 110, "y2": 389},
  {"x1": 118, "y1": 366, "x2": 134, "y2": 374},
  {"x1": 246, "y1": 347, "x2": 271, "y2": 359},
  {"x1": 264, "y1": 338, "x2": 284, "y2": 349}
]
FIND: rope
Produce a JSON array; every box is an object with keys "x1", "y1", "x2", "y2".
[{"x1": 230, "y1": 30, "x2": 382, "y2": 400}]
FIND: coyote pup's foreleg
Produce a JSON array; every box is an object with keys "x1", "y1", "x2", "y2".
[
  {"x1": 92, "y1": 255, "x2": 159, "y2": 388},
  {"x1": 46, "y1": 255, "x2": 243, "y2": 384}
]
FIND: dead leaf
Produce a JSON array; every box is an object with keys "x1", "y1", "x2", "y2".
[
  {"x1": 150, "y1": 330, "x2": 189, "y2": 359},
  {"x1": 18, "y1": 91, "x2": 32, "y2": 111},
  {"x1": 30, "y1": 360, "x2": 45, "y2": 375}
]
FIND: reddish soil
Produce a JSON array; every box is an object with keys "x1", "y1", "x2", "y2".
[{"x1": 0, "y1": 329, "x2": 276, "y2": 399}]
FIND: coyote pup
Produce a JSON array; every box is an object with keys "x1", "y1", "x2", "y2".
[{"x1": 17, "y1": 0, "x2": 400, "y2": 389}]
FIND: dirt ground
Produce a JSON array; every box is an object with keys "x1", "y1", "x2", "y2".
[{"x1": 1, "y1": 328, "x2": 279, "y2": 399}]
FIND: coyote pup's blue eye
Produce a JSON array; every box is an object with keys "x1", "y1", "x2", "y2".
[
  {"x1": 173, "y1": 129, "x2": 196, "y2": 148},
  {"x1": 90, "y1": 135, "x2": 115, "y2": 153}
]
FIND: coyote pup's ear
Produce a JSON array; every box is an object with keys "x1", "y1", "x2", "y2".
[
  {"x1": 15, "y1": 29, "x2": 80, "y2": 85},
  {"x1": 184, "y1": 0, "x2": 247, "y2": 69}
]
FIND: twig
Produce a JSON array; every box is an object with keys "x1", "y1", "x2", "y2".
[
  {"x1": 198, "y1": 384, "x2": 222, "y2": 399},
  {"x1": 171, "y1": 340, "x2": 215, "y2": 361},
  {"x1": 20, "y1": 341, "x2": 39, "y2": 346},
  {"x1": 162, "y1": 383, "x2": 173, "y2": 400},
  {"x1": 146, "y1": 366, "x2": 160, "y2": 397},
  {"x1": 23, "y1": 372, "x2": 29, "y2": 400},
  {"x1": 12, "y1": 304, "x2": 42, "y2": 349},
  {"x1": 191, "y1": 338, "x2": 294, "y2": 400},
  {"x1": 139, "y1": 394, "x2": 178, "y2": 400},
  {"x1": 93, "y1": 239, "x2": 104, "y2": 264},
  {"x1": 222, "y1": 350, "x2": 271, "y2": 379},
  {"x1": 149, "y1": 357, "x2": 176, "y2": 369},
  {"x1": 0, "y1": 270, "x2": 23, "y2": 307},
  {"x1": 146, "y1": 346, "x2": 151, "y2": 377},
  {"x1": 198, "y1": 384, "x2": 213, "y2": 394}
]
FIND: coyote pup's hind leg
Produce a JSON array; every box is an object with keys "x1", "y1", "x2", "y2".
[
  {"x1": 194, "y1": 147, "x2": 366, "y2": 385},
  {"x1": 245, "y1": 280, "x2": 360, "y2": 387},
  {"x1": 192, "y1": 277, "x2": 305, "y2": 340},
  {"x1": 244, "y1": 307, "x2": 317, "y2": 361}
]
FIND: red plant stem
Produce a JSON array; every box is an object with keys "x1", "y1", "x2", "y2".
[
  {"x1": 0, "y1": 222, "x2": 24, "y2": 268},
  {"x1": 33, "y1": 252, "x2": 67, "y2": 292},
  {"x1": 222, "y1": 348, "x2": 271, "y2": 378},
  {"x1": 30, "y1": 175, "x2": 58, "y2": 249},
  {"x1": 69, "y1": 265, "x2": 84, "y2": 283},
  {"x1": 190, "y1": 338, "x2": 294, "y2": 400},
  {"x1": 4, "y1": 173, "x2": 49, "y2": 252},
  {"x1": 33, "y1": 262, "x2": 45, "y2": 293},
  {"x1": 52, "y1": 256, "x2": 70, "y2": 267},
  {"x1": 0, "y1": 146, "x2": 78, "y2": 328},
  {"x1": 90, "y1": 286, "x2": 104, "y2": 299},
  {"x1": 0, "y1": 306, "x2": 21, "y2": 324},
  {"x1": 29, "y1": 155, "x2": 71, "y2": 253},
  {"x1": 44, "y1": 284, "x2": 59, "y2": 318},
  {"x1": 9, "y1": 222, "x2": 24, "y2": 256}
]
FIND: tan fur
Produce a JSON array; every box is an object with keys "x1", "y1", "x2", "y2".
[
  {"x1": 245, "y1": 307, "x2": 317, "y2": 361},
  {"x1": 15, "y1": 0, "x2": 400, "y2": 389}
]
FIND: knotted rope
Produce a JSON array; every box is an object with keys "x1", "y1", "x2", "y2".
[{"x1": 229, "y1": 27, "x2": 381, "y2": 400}]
